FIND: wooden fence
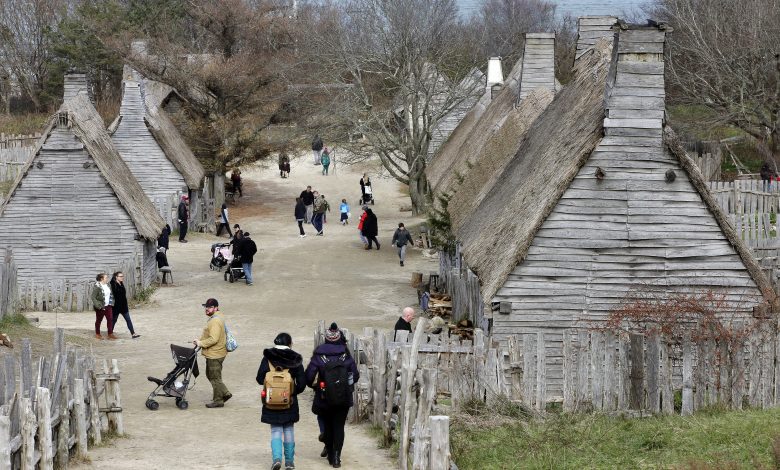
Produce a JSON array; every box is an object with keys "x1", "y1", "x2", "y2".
[
  {"x1": 438, "y1": 251, "x2": 486, "y2": 330},
  {"x1": 505, "y1": 322, "x2": 780, "y2": 415},
  {"x1": 0, "y1": 251, "x2": 18, "y2": 320},
  {"x1": 0, "y1": 135, "x2": 39, "y2": 150},
  {"x1": 346, "y1": 319, "x2": 505, "y2": 470},
  {"x1": 0, "y1": 135, "x2": 37, "y2": 186},
  {"x1": 0, "y1": 328, "x2": 123, "y2": 469}
]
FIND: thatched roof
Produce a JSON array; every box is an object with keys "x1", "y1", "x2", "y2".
[
  {"x1": 448, "y1": 87, "x2": 555, "y2": 233},
  {"x1": 144, "y1": 94, "x2": 206, "y2": 189},
  {"x1": 0, "y1": 94, "x2": 165, "y2": 240},
  {"x1": 426, "y1": 56, "x2": 526, "y2": 199},
  {"x1": 456, "y1": 40, "x2": 614, "y2": 302}
]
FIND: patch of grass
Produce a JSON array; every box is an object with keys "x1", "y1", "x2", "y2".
[
  {"x1": 0, "y1": 180, "x2": 12, "y2": 199},
  {"x1": 131, "y1": 285, "x2": 157, "y2": 308},
  {"x1": 451, "y1": 407, "x2": 780, "y2": 469},
  {"x1": 0, "y1": 113, "x2": 49, "y2": 135},
  {"x1": 0, "y1": 313, "x2": 30, "y2": 329}
]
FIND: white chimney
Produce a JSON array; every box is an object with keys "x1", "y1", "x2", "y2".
[
  {"x1": 131, "y1": 40, "x2": 148, "y2": 56},
  {"x1": 487, "y1": 57, "x2": 504, "y2": 86}
]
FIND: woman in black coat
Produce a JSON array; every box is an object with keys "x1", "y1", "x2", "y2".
[
  {"x1": 294, "y1": 197, "x2": 306, "y2": 237},
  {"x1": 256, "y1": 333, "x2": 306, "y2": 470},
  {"x1": 110, "y1": 272, "x2": 139, "y2": 338},
  {"x1": 361, "y1": 208, "x2": 380, "y2": 250}
]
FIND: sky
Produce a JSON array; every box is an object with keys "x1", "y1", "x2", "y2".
[{"x1": 457, "y1": 0, "x2": 650, "y2": 18}]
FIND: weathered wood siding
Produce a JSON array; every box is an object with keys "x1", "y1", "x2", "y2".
[
  {"x1": 112, "y1": 81, "x2": 187, "y2": 202},
  {"x1": 493, "y1": 28, "x2": 763, "y2": 399},
  {"x1": 0, "y1": 126, "x2": 144, "y2": 287},
  {"x1": 140, "y1": 240, "x2": 158, "y2": 287},
  {"x1": 519, "y1": 33, "x2": 556, "y2": 100},
  {"x1": 576, "y1": 16, "x2": 617, "y2": 59},
  {"x1": 63, "y1": 74, "x2": 90, "y2": 102}
]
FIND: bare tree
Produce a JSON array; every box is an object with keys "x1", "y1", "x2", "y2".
[
  {"x1": 657, "y1": 0, "x2": 780, "y2": 158},
  {"x1": 297, "y1": 0, "x2": 483, "y2": 214},
  {"x1": 0, "y1": 0, "x2": 68, "y2": 110}
]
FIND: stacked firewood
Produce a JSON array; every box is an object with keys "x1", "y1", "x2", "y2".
[
  {"x1": 448, "y1": 319, "x2": 474, "y2": 341},
  {"x1": 427, "y1": 293, "x2": 452, "y2": 318}
]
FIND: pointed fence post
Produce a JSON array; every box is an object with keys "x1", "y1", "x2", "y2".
[
  {"x1": 429, "y1": 416, "x2": 450, "y2": 470},
  {"x1": 36, "y1": 387, "x2": 53, "y2": 470}
]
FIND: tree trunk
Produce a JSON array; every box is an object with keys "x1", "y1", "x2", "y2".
[{"x1": 408, "y1": 171, "x2": 429, "y2": 215}]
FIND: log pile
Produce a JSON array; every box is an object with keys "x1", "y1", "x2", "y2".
[
  {"x1": 427, "y1": 293, "x2": 452, "y2": 318},
  {"x1": 448, "y1": 319, "x2": 475, "y2": 341}
]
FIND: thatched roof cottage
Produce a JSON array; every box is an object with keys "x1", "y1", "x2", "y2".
[
  {"x1": 0, "y1": 86, "x2": 165, "y2": 292},
  {"x1": 452, "y1": 24, "x2": 775, "y2": 399},
  {"x1": 111, "y1": 69, "x2": 205, "y2": 203}
]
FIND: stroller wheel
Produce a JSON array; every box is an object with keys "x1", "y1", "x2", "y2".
[
  {"x1": 371, "y1": 199, "x2": 375, "y2": 205},
  {"x1": 224, "y1": 271, "x2": 229, "y2": 282},
  {"x1": 229, "y1": 272, "x2": 235, "y2": 283},
  {"x1": 145, "y1": 399, "x2": 159, "y2": 411},
  {"x1": 176, "y1": 398, "x2": 189, "y2": 410}
]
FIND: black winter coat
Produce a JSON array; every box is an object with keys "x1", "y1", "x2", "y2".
[
  {"x1": 158, "y1": 225, "x2": 171, "y2": 250},
  {"x1": 305, "y1": 342, "x2": 360, "y2": 414},
  {"x1": 256, "y1": 347, "x2": 307, "y2": 425},
  {"x1": 110, "y1": 280, "x2": 128, "y2": 314},
  {"x1": 238, "y1": 238, "x2": 258, "y2": 263},
  {"x1": 300, "y1": 190, "x2": 315, "y2": 205},
  {"x1": 177, "y1": 202, "x2": 188, "y2": 222},
  {"x1": 312, "y1": 136, "x2": 324, "y2": 151},
  {"x1": 294, "y1": 201, "x2": 306, "y2": 220},
  {"x1": 361, "y1": 211, "x2": 378, "y2": 237}
]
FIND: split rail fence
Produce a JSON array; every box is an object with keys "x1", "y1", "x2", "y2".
[
  {"x1": 0, "y1": 329, "x2": 123, "y2": 469},
  {"x1": 505, "y1": 322, "x2": 780, "y2": 414},
  {"x1": 339, "y1": 319, "x2": 506, "y2": 470}
]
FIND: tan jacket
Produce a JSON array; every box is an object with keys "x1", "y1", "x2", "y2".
[{"x1": 199, "y1": 312, "x2": 227, "y2": 359}]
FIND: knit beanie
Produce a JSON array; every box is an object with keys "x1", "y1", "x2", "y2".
[{"x1": 325, "y1": 322, "x2": 342, "y2": 343}]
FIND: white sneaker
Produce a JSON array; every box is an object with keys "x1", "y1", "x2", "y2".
[{"x1": 300, "y1": 234, "x2": 307, "y2": 238}]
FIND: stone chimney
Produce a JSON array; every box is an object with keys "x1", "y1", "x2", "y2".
[
  {"x1": 63, "y1": 72, "x2": 90, "y2": 103},
  {"x1": 576, "y1": 16, "x2": 618, "y2": 60},
  {"x1": 603, "y1": 23, "x2": 668, "y2": 140},
  {"x1": 518, "y1": 33, "x2": 555, "y2": 101}
]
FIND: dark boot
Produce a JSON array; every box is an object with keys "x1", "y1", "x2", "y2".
[
  {"x1": 332, "y1": 451, "x2": 341, "y2": 468},
  {"x1": 321, "y1": 445, "x2": 328, "y2": 458}
]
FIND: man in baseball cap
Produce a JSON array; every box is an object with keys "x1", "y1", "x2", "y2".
[{"x1": 194, "y1": 298, "x2": 232, "y2": 407}]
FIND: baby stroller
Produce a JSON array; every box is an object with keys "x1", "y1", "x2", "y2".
[
  {"x1": 359, "y1": 183, "x2": 375, "y2": 205},
  {"x1": 224, "y1": 255, "x2": 245, "y2": 283},
  {"x1": 145, "y1": 344, "x2": 200, "y2": 410},
  {"x1": 210, "y1": 243, "x2": 231, "y2": 271}
]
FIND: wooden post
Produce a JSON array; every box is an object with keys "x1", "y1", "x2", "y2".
[
  {"x1": 629, "y1": 334, "x2": 644, "y2": 410},
  {"x1": 590, "y1": 332, "x2": 604, "y2": 411},
  {"x1": 508, "y1": 336, "x2": 522, "y2": 401},
  {"x1": 718, "y1": 340, "x2": 731, "y2": 406},
  {"x1": 774, "y1": 326, "x2": 780, "y2": 407},
  {"x1": 660, "y1": 340, "x2": 673, "y2": 415},
  {"x1": 521, "y1": 334, "x2": 535, "y2": 408},
  {"x1": 56, "y1": 378, "x2": 69, "y2": 469},
  {"x1": 0, "y1": 415, "x2": 10, "y2": 470},
  {"x1": 411, "y1": 368, "x2": 438, "y2": 470},
  {"x1": 618, "y1": 334, "x2": 630, "y2": 411},
  {"x1": 577, "y1": 331, "x2": 589, "y2": 410},
  {"x1": 399, "y1": 318, "x2": 428, "y2": 470},
  {"x1": 20, "y1": 397, "x2": 35, "y2": 470},
  {"x1": 36, "y1": 387, "x2": 53, "y2": 470},
  {"x1": 731, "y1": 337, "x2": 744, "y2": 410},
  {"x1": 20, "y1": 339, "x2": 32, "y2": 397},
  {"x1": 429, "y1": 416, "x2": 450, "y2": 470},
  {"x1": 562, "y1": 331, "x2": 574, "y2": 412},
  {"x1": 53, "y1": 328, "x2": 64, "y2": 358},
  {"x1": 603, "y1": 332, "x2": 616, "y2": 411},
  {"x1": 373, "y1": 330, "x2": 387, "y2": 427},
  {"x1": 747, "y1": 330, "x2": 761, "y2": 408},
  {"x1": 73, "y1": 379, "x2": 88, "y2": 458},
  {"x1": 411, "y1": 272, "x2": 423, "y2": 288},
  {"x1": 383, "y1": 348, "x2": 400, "y2": 446},
  {"x1": 681, "y1": 333, "x2": 694, "y2": 415},
  {"x1": 646, "y1": 334, "x2": 661, "y2": 414},
  {"x1": 107, "y1": 359, "x2": 124, "y2": 435},
  {"x1": 535, "y1": 331, "x2": 546, "y2": 411},
  {"x1": 87, "y1": 369, "x2": 101, "y2": 445}
]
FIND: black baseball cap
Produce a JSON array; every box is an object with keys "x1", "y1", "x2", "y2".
[{"x1": 202, "y1": 298, "x2": 219, "y2": 308}]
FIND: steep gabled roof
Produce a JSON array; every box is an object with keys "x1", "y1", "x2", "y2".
[{"x1": 0, "y1": 94, "x2": 165, "y2": 240}]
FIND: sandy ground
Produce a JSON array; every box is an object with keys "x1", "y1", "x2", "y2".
[{"x1": 32, "y1": 155, "x2": 437, "y2": 469}]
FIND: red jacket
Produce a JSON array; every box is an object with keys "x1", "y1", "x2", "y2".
[{"x1": 358, "y1": 211, "x2": 367, "y2": 230}]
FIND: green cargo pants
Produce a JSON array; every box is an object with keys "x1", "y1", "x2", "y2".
[{"x1": 205, "y1": 357, "x2": 231, "y2": 404}]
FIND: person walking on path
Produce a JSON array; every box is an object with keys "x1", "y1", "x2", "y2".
[
  {"x1": 391, "y1": 223, "x2": 414, "y2": 266},
  {"x1": 178, "y1": 195, "x2": 189, "y2": 243},
  {"x1": 295, "y1": 198, "x2": 307, "y2": 238},
  {"x1": 231, "y1": 169, "x2": 243, "y2": 197},
  {"x1": 321, "y1": 148, "x2": 331, "y2": 175},
  {"x1": 357, "y1": 207, "x2": 368, "y2": 247},
  {"x1": 361, "y1": 208, "x2": 380, "y2": 250},
  {"x1": 110, "y1": 272, "x2": 140, "y2": 339},
  {"x1": 158, "y1": 223, "x2": 171, "y2": 250},
  {"x1": 339, "y1": 199, "x2": 350, "y2": 226},
  {"x1": 90, "y1": 273, "x2": 116, "y2": 340},
  {"x1": 194, "y1": 298, "x2": 232, "y2": 408},
  {"x1": 312, "y1": 194, "x2": 330, "y2": 236},
  {"x1": 300, "y1": 186, "x2": 315, "y2": 224},
  {"x1": 256, "y1": 333, "x2": 307, "y2": 470},
  {"x1": 216, "y1": 203, "x2": 233, "y2": 237},
  {"x1": 312, "y1": 134, "x2": 324, "y2": 165},
  {"x1": 237, "y1": 232, "x2": 258, "y2": 285},
  {"x1": 305, "y1": 323, "x2": 360, "y2": 468},
  {"x1": 394, "y1": 307, "x2": 415, "y2": 340}
]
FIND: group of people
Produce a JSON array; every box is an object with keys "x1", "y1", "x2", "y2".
[
  {"x1": 224, "y1": 225, "x2": 258, "y2": 286},
  {"x1": 194, "y1": 299, "x2": 358, "y2": 469},
  {"x1": 296, "y1": 186, "x2": 331, "y2": 237},
  {"x1": 312, "y1": 135, "x2": 333, "y2": 175},
  {"x1": 91, "y1": 271, "x2": 141, "y2": 340}
]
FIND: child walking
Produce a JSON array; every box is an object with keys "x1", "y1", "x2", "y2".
[
  {"x1": 339, "y1": 199, "x2": 350, "y2": 225},
  {"x1": 256, "y1": 333, "x2": 306, "y2": 470}
]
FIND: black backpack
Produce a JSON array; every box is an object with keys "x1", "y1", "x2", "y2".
[{"x1": 321, "y1": 354, "x2": 350, "y2": 408}]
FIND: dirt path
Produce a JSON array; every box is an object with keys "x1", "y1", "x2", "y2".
[{"x1": 34, "y1": 156, "x2": 437, "y2": 469}]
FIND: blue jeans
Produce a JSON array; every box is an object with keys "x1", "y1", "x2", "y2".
[
  {"x1": 271, "y1": 423, "x2": 295, "y2": 463},
  {"x1": 112, "y1": 309, "x2": 136, "y2": 335},
  {"x1": 312, "y1": 213, "x2": 324, "y2": 233},
  {"x1": 242, "y1": 262, "x2": 253, "y2": 284}
]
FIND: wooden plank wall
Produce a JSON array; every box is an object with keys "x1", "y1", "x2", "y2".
[
  {"x1": 0, "y1": 126, "x2": 151, "y2": 293},
  {"x1": 519, "y1": 33, "x2": 556, "y2": 100},
  {"x1": 112, "y1": 80, "x2": 187, "y2": 202},
  {"x1": 575, "y1": 16, "x2": 618, "y2": 59},
  {"x1": 0, "y1": 329, "x2": 125, "y2": 468}
]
